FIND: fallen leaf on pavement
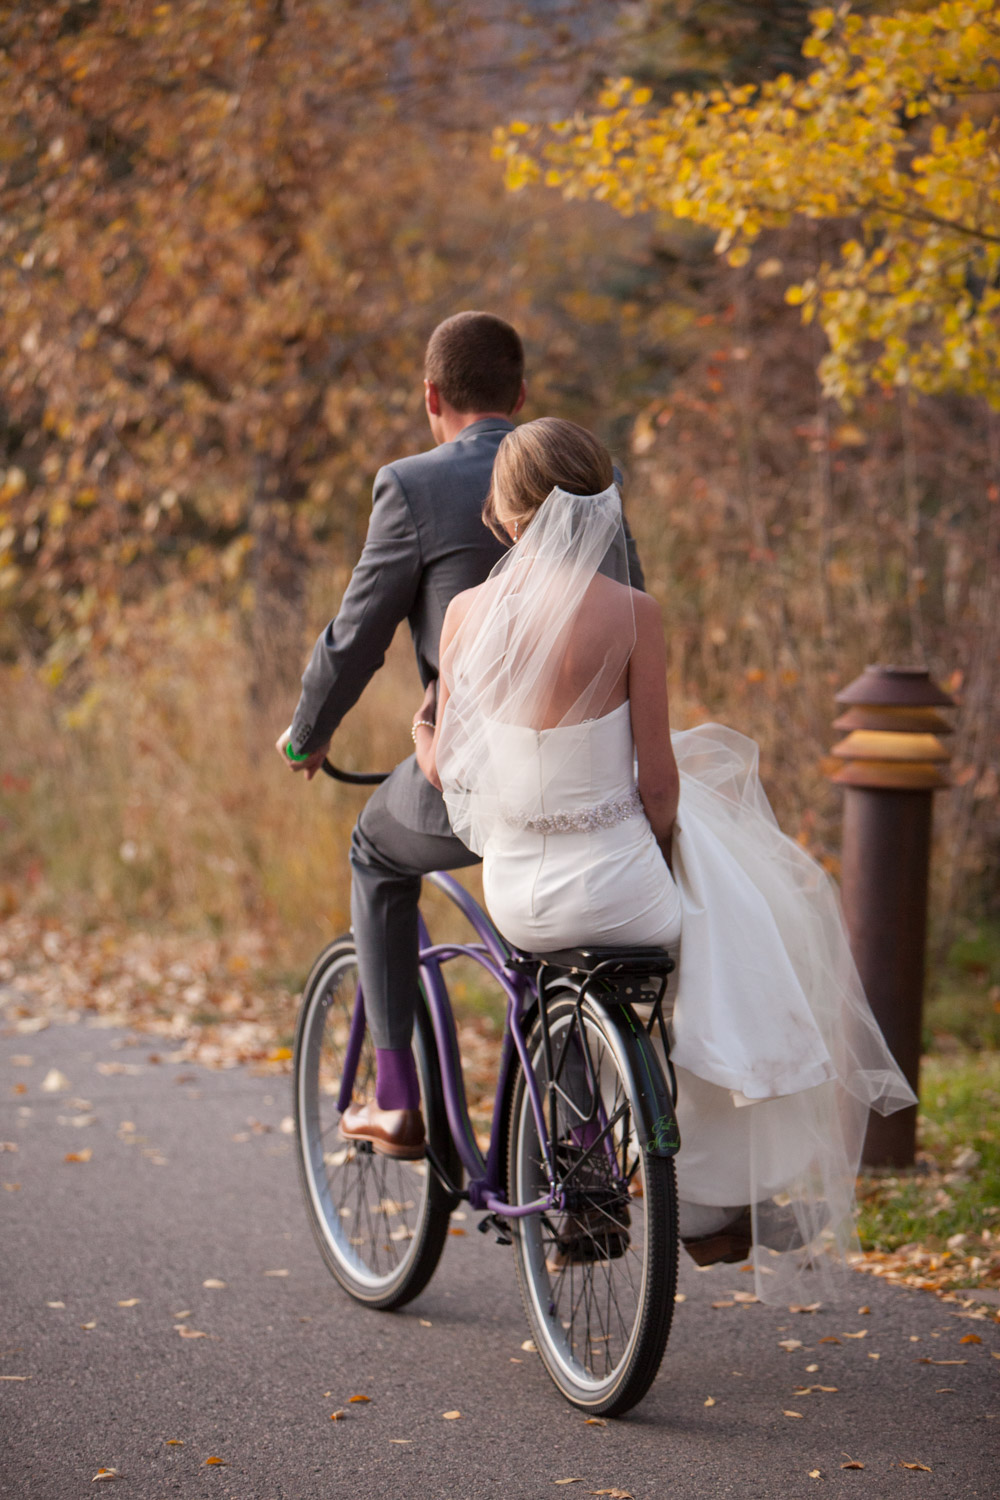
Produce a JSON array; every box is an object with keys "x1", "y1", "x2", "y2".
[
  {"x1": 731, "y1": 1292, "x2": 758, "y2": 1304},
  {"x1": 959, "y1": 1334, "x2": 982, "y2": 1344},
  {"x1": 46, "y1": 1301, "x2": 65, "y2": 1309},
  {"x1": 789, "y1": 1302, "x2": 822, "y2": 1313},
  {"x1": 808, "y1": 1471, "x2": 823, "y2": 1479},
  {"x1": 41, "y1": 1069, "x2": 70, "y2": 1093},
  {"x1": 916, "y1": 1358, "x2": 966, "y2": 1366},
  {"x1": 857, "y1": 1306, "x2": 870, "y2": 1315},
  {"x1": 0, "y1": 1142, "x2": 17, "y2": 1152},
  {"x1": 203, "y1": 1279, "x2": 227, "y2": 1289},
  {"x1": 819, "y1": 1337, "x2": 841, "y2": 1344},
  {"x1": 279, "y1": 1116, "x2": 295, "y2": 1134},
  {"x1": 841, "y1": 1460, "x2": 865, "y2": 1470},
  {"x1": 674, "y1": 1292, "x2": 686, "y2": 1302},
  {"x1": 263, "y1": 1269, "x2": 289, "y2": 1277},
  {"x1": 442, "y1": 1410, "x2": 461, "y2": 1420},
  {"x1": 783, "y1": 1410, "x2": 804, "y2": 1418},
  {"x1": 900, "y1": 1463, "x2": 932, "y2": 1472},
  {"x1": 2, "y1": 1183, "x2": 20, "y2": 1191},
  {"x1": 419, "y1": 1319, "x2": 432, "y2": 1327},
  {"x1": 712, "y1": 1300, "x2": 735, "y2": 1309},
  {"x1": 64, "y1": 1150, "x2": 92, "y2": 1163},
  {"x1": 842, "y1": 1331, "x2": 867, "y2": 1339},
  {"x1": 329, "y1": 1410, "x2": 346, "y2": 1421},
  {"x1": 348, "y1": 1394, "x2": 371, "y2": 1403},
  {"x1": 584, "y1": 1418, "x2": 607, "y2": 1427},
  {"x1": 173, "y1": 1310, "x2": 192, "y2": 1319},
  {"x1": 704, "y1": 1397, "x2": 716, "y2": 1407},
  {"x1": 117, "y1": 1298, "x2": 140, "y2": 1307},
  {"x1": 554, "y1": 1481, "x2": 584, "y2": 1487},
  {"x1": 0, "y1": 1375, "x2": 30, "y2": 1381},
  {"x1": 521, "y1": 1339, "x2": 536, "y2": 1352},
  {"x1": 165, "y1": 1440, "x2": 184, "y2": 1445},
  {"x1": 589, "y1": 1490, "x2": 633, "y2": 1498},
  {"x1": 91, "y1": 1470, "x2": 120, "y2": 1482},
  {"x1": 448, "y1": 1227, "x2": 466, "y2": 1236},
  {"x1": 176, "y1": 1326, "x2": 208, "y2": 1339},
  {"x1": 389, "y1": 1438, "x2": 412, "y2": 1443},
  {"x1": 204, "y1": 1456, "x2": 226, "y2": 1465},
  {"x1": 80, "y1": 1321, "x2": 97, "y2": 1330},
  {"x1": 778, "y1": 1339, "x2": 803, "y2": 1352}
]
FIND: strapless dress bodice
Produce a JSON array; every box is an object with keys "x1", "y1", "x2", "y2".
[{"x1": 486, "y1": 700, "x2": 638, "y2": 826}]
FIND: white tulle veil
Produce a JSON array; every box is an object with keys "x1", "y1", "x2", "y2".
[{"x1": 437, "y1": 482, "x2": 634, "y2": 856}]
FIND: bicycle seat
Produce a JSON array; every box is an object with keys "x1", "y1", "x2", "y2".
[{"x1": 538, "y1": 947, "x2": 676, "y2": 976}]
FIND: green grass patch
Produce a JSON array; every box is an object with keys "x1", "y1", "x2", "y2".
[{"x1": 857, "y1": 1051, "x2": 1000, "y2": 1286}]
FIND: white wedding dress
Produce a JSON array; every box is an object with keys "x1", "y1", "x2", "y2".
[{"x1": 437, "y1": 481, "x2": 915, "y2": 1306}]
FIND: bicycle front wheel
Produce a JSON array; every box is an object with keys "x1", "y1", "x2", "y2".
[
  {"x1": 508, "y1": 992, "x2": 678, "y2": 1415},
  {"x1": 294, "y1": 935, "x2": 456, "y2": 1309}
]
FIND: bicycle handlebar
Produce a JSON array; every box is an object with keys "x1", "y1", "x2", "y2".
[{"x1": 320, "y1": 758, "x2": 389, "y2": 786}]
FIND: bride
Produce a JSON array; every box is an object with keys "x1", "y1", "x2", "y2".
[{"x1": 413, "y1": 416, "x2": 915, "y2": 1307}]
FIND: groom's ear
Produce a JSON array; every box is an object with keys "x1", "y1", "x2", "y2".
[{"x1": 424, "y1": 379, "x2": 442, "y2": 417}]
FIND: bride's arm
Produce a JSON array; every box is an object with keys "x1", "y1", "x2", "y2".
[
  {"x1": 412, "y1": 589, "x2": 472, "y2": 790},
  {"x1": 628, "y1": 593, "x2": 679, "y2": 868}
]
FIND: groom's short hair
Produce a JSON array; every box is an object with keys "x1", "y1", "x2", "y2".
[{"x1": 425, "y1": 312, "x2": 524, "y2": 415}]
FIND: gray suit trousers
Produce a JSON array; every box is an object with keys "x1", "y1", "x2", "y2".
[{"x1": 349, "y1": 758, "x2": 479, "y2": 1051}]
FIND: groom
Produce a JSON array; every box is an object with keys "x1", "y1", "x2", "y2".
[
  {"x1": 279, "y1": 311, "x2": 645, "y2": 1159},
  {"x1": 278, "y1": 313, "x2": 526, "y2": 1155}
]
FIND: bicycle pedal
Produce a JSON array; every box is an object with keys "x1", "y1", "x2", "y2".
[{"x1": 477, "y1": 1212, "x2": 512, "y2": 1246}]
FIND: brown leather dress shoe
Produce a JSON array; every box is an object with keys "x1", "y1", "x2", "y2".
[
  {"x1": 682, "y1": 1201, "x2": 827, "y2": 1266},
  {"x1": 339, "y1": 1099, "x2": 426, "y2": 1160}
]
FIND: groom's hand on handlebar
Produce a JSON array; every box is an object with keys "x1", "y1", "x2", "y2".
[{"x1": 276, "y1": 727, "x2": 330, "y2": 782}]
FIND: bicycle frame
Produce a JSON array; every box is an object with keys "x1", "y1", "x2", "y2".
[{"x1": 334, "y1": 870, "x2": 585, "y2": 1221}]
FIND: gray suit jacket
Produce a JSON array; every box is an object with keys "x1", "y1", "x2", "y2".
[{"x1": 290, "y1": 417, "x2": 643, "y2": 835}]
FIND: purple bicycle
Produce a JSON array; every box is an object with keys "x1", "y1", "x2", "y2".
[{"x1": 292, "y1": 761, "x2": 681, "y2": 1416}]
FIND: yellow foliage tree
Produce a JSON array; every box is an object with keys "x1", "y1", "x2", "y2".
[{"x1": 496, "y1": 0, "x2": 1000, "y2": 407}]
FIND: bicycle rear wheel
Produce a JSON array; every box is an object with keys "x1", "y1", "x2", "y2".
[
  {"x1": 294, "y1": 935, "x2": 457, "y2": 1309},
  {"x1": 508, "y1": 991, "x2": 678, "y2": 1415}
]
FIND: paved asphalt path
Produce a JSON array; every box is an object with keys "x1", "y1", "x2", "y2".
[{"x1": 2, "y1": 1017, "x2": 997, "y2": 1500}]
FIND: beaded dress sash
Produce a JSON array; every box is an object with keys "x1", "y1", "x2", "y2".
[{"x1": 500, "y1": 786, "x2": 642, "y2": 837}]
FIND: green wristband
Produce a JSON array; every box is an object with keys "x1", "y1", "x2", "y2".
[{"x1": 285, "y1": 741, "x2": 312, "y2": 763}]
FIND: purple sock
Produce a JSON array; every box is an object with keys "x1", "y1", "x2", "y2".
[{"x1": 375, "y1": 1047, "x2": 420, "y2": 1111}]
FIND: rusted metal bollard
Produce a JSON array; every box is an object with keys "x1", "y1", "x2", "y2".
[{"x1": 828, "y1": 666, "x2": 955, "y2": 1169}]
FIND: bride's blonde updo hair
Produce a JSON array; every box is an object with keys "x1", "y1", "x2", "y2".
[{"x1": 484, "y1": 417, "x2": 614, "y2": 543}]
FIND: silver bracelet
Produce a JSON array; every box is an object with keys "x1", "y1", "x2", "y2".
[{"x1": 411, "y1": 718, "x2": 435, "y2": 743}]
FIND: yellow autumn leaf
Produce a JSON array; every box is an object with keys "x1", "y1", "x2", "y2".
[
  {"x1": 900, "y1": 1463, "x2": 932, "y2": 1472},
  {"x1": 204, "y1": 1456, "x2": 226, "y2": 1465},
  {"x1": 442, "y1": 1410, "x2": 461, "y2": 1419},
  {"x1": 348, "y1": 1394, "x2": 371, "y2": 1403}
]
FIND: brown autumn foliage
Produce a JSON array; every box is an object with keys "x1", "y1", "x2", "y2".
[{"x1": 0, "y1": 1, "x2": 996, "y2": 965}]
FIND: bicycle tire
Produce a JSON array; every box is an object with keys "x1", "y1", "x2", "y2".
[
  {"x1": 507, "y1": 990, "x2": 678, "y2": 1415},
  {"x1": 293, "y1": 935, "x2": 457, "y2": 1309}
]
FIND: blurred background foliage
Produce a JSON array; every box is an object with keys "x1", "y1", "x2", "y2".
[{"x1": 0, "y1": 1, "x2": 997, "y2": 1033}]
